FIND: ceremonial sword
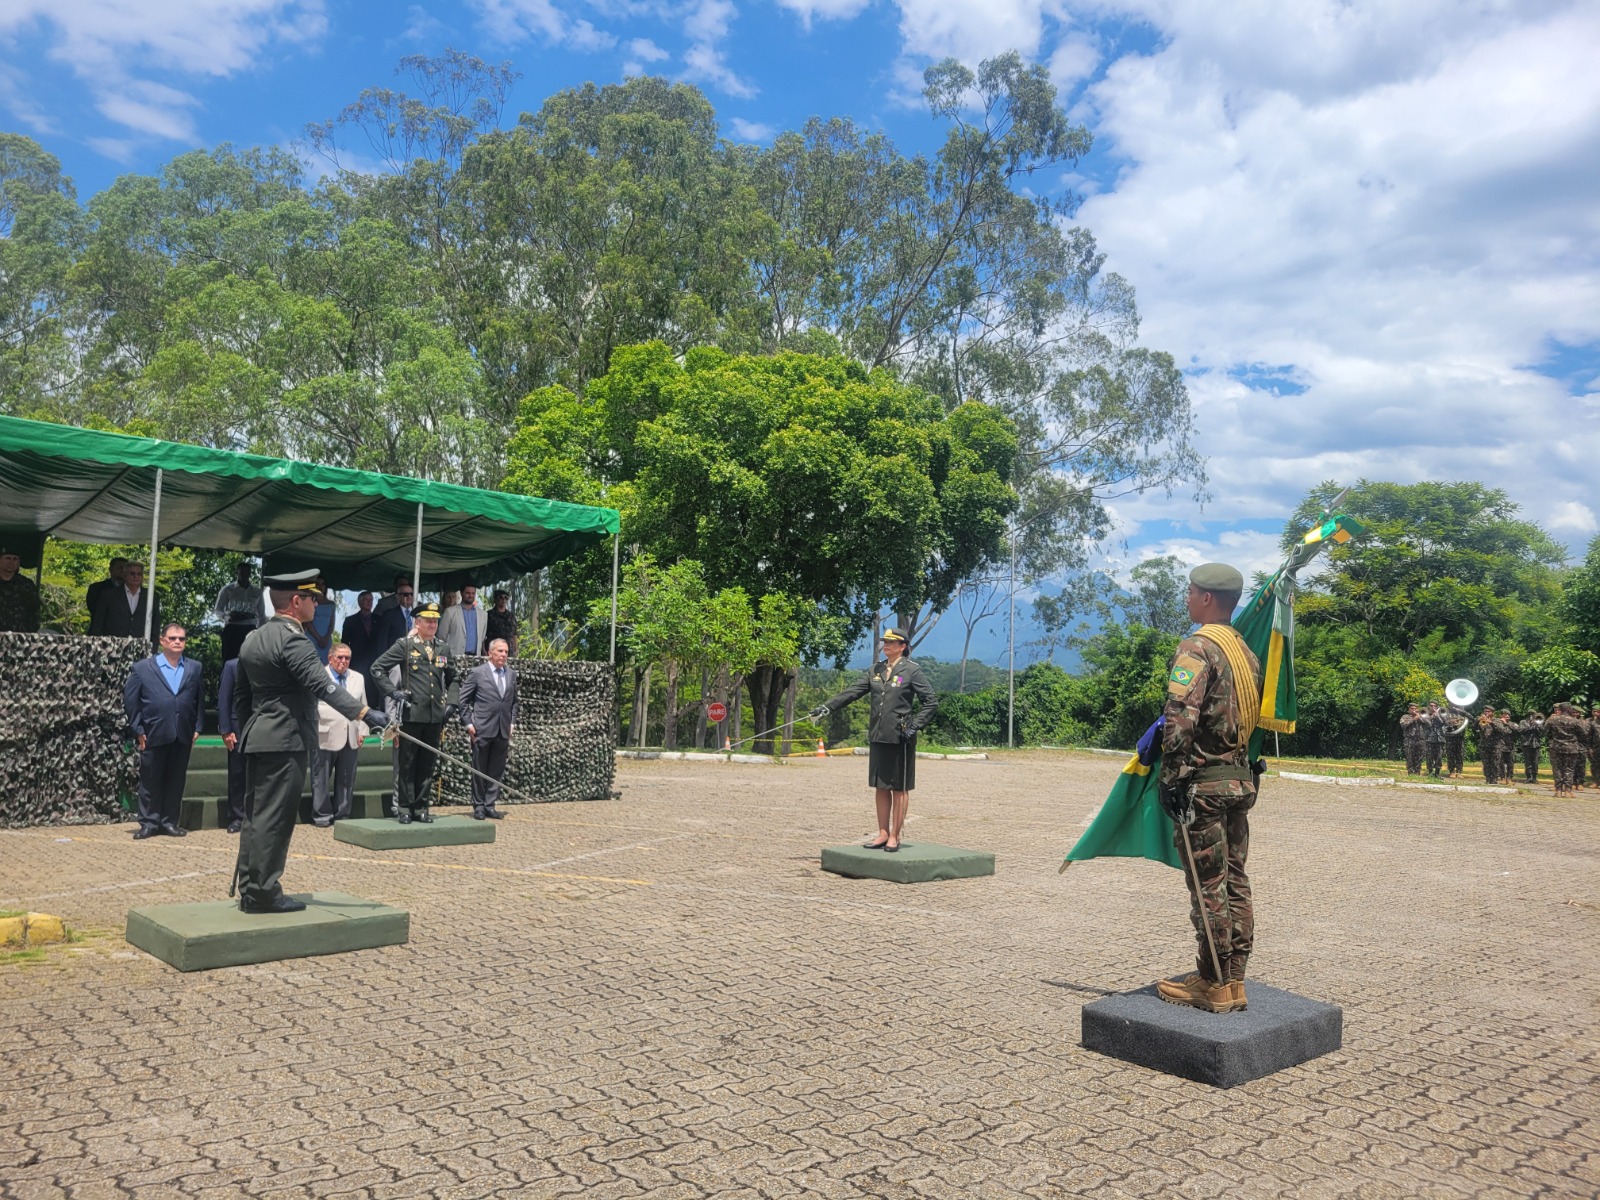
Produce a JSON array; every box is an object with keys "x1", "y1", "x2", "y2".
[{"x1": 381, "y1": 723, "x2": 543, "y2": 807}]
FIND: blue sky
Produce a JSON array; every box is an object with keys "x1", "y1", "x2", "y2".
[{"x1": 4, "y1": 1, "x2": 1599, "y2": 669}]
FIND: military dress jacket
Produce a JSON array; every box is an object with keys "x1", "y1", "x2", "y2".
[
  {"x1": 368, "y1": 633, "x2": 456, "y2": 724},
  {"x1": 824, "y1": 657, "x2": 938, "y2": 743},
  {"x1": 233, "y1": 615, "x2": 368, "y2": 755},
  {"x1": 1160, "y1": 631, "x2": 1262, "y2": 799}
]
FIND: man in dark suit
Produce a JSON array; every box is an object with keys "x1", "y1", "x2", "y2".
[
  {"x1": 123, "y1": 623, "x2": 204, "y2": 839},
  {"x1": 232, "y1": 569, "x2": 388, "y2": 914},
  {"x1": 217, "y1": 657, "x2": 247, "y2": 834},
  {"x1": 458, "y1": 638, "x2": 518, "y2": 819},
  {"x1": 91, "y1": 559, "x2": 157, "y2": 641},
  {"x1": 373, "y1": 577, "x2": 414, "y2": 654},
  {"x1": 340, "y1": 590, "x2": 380, "y2": 677},
  {"x1": 85, "y1": 556, "x2": 127, "y2": 625}
]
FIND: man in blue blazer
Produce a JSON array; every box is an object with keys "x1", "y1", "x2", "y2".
[{"x1": 123, "y1": 622, "x2": 205, "y2": 839}]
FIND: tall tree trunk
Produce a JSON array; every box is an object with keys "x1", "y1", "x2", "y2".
[
  {"x1": 627, "y1": 662, "x2": 646, "y2": 748},
  {"x1": 624, "y1": 665, "x2": 646, "y2": 746},
  {"x1": 529, "y1": 568, "x2": 542, "y2": 644},
  {"x1": 695, "y1": 663, "x2": 711, "y2": 749},
  {"x1": 729, "y1": 672, "x2": 743, "y2": 744},
  {"x1": 780, "y1": 672, "x2": 797, "y2": 756},
  {"x1": 959, "y1": 623, "x2": 976, "y2": 692},
  {"x1": 663, "y1": 660, "x2": 681, "y2": 750},
  {"x1": 746, "y1": 665, "x2": 789, "y2": 755}
]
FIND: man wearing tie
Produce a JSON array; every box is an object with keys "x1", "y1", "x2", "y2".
[
  {"x1": 458, "y1": 638, "x2": 518, "y2": 819},
  {"x1": 312, "y1": 643, "x2": 370, "y2": 826},
  {"x1": 123, "y1": 623, "x2": 204, "y2": 839}
]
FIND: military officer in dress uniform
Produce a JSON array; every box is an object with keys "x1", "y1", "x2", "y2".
[
  {"x1": 232, "y1": 569, "x2": 387, "y2": 914},
  {"x1": 368, "y1": 600, "x2": 456, "y2": 823},
  {"x1": 812, "y1": 627, "x2": 938, "y2": 853}
]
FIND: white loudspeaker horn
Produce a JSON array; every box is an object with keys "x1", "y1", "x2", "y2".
[{"x1": 1445, "y1": 678, "x2": 1478, "y2": 708}]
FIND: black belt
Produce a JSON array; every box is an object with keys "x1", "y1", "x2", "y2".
[{"x1": 1191, "y1": 762, "x2": 1254, "y2": 783}]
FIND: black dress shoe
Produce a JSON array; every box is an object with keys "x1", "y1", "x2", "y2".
[
  {"x1": 396, "y1": 811, "x2": 412, "y2": 824},
  {"x1": 472, "y1": 810, "x2": 486, "y2": 820},
  {"x1": 132, "y1": 827, "x2": 157, "y2": 840},
  {"x1": 226, "y1": 821, "x2": 242, "y2": 834},
  {"x1": 160, "y1": 825, "x2": 188, "y2": 838},
  {"x1": 485, "y1": 809, "x2": 505, "y2": 820},
  {"x1": 238, "y1": 895, "x2": 307, "y2": 914},
  {"x1": 415, "y1": 810, "x2": 434, "y2": 824}
]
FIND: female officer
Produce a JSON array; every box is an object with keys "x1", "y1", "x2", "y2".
[{"x1": 810, "y1": 628, "x2": 938, "y2": 852}]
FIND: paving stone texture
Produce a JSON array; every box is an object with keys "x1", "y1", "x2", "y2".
[{"x1": 1, "y1": 750, "x2": 1597, "y2": 1199}]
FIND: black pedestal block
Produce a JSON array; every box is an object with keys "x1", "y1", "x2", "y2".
[{"x1": 1081, "y1": 979, "x2": 1342, "y2": 1087}]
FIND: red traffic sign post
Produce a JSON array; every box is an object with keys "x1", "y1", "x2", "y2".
[{"x1": 706, "y1": 702, "x2": 728, "y2": 723}]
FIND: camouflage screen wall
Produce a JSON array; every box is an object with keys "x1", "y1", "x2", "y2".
[
  {"x1": 0, "y1": 633, "x2": 146, "y2": 828},
  {"x1": 430, "y1": 658, "x2": 616, "y2": 805}
]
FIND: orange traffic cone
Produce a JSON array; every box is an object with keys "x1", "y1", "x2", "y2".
[
  {"x1": 723, "y1": 735, "x2": 732, "y2": 751},
  {"x1": 816, "y1": 739, "x2": 827, "y2": 757}
]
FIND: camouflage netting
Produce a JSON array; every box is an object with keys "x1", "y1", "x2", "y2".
[
  {"x1": 0, "y1": 632, "x2": 145, "y2": 828},
  {"x1": 430, "y1": 658, "x2": 616, "y2": 805}
]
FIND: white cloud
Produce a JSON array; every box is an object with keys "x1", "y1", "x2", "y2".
[
  {"x1": 1546, "y1": 502, "x2": 1598, "y2": 537},
  {"x1": 627, "y1": 36, "x2": 670, "y2": 61},
  {"x1": 1062, "y1": 0, "x2": 1600, "y2": 551},
  {"x1": 727, "y1": 117, "x2": 775, "y2": 142},
  {"x1": 772, "y1": 0, "x2": 873, "y2": 28},
  {"x1": 0, "y1": 1, "x2": 326, "y2": 146},
  {"x1": 680, "y1": 0, "x2": 756, "y2": 97},
  {"x1": 468, "y1": 0, "x2": 616, "y2": 50},
  {"x1": 893, "y1": 0, "x2": 1046, "y2": 61}
]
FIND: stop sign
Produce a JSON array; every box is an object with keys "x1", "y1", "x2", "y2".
[{"x1": 706, "y1": 702, "x2": 728, "y2": 723}]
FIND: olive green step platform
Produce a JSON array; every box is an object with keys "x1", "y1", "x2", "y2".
[
  {"x1": 125, "y1": 891, "x2": 409, "y2": 972},
  {"x1": 182, "y1": 763, "x2": 395, "y2": 796},
  {"x1": 179, "y1": 791, "x2": 394, "y2": 830},
  {"x1": 333, "y1": 815, "x2": 495, "y2": 850},
  {"x1": 820, "y1": 841, "x2": 995, "y2": 884}
]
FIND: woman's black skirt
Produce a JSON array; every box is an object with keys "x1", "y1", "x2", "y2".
[{"x1": 868, "y1": 738, "x2": 916, "y2": 791}]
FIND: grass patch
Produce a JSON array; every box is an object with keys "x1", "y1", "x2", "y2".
[{"x1": 0, "y1": 909, "x2": 24, "y2": 919}]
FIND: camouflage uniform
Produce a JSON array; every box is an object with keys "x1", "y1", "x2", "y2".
[
  {"x1": 1399, "y1": 711, "x2": 1422, "y2": 775},
  {"x1": 1494, "y1": 714, "x2": 1516, "y2": 782},
  {"x1": 1588, "y1": 709, "x2": 1600, "y2": 787},
  {"x1": 1477, "y1": 714, "x2": 1499, "y2": 784},
  {"x1": 1161, "y1": 630, "x2": 1262, "y2": 985},
  {"x1": 1444, "y1": 712, "x2": 1466, "y2": 776},
  {"x1": 1517, "y1": 715, "x2": 1544, "y2": 784},
  {"x1": 1421, "y1": 707, "x2": 1445, "y2": 776},
  {"x1": 1545, "y1": 707, "x2": 1586, "y2": 794},
  {"x1": 0, "y1": 572, "x2": 40, "y2": 633},
  {"x1": 1574, "y1": 716, "x2": 1589, "y2": 789}
]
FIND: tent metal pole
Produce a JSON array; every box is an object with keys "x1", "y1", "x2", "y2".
[
  {"x1": 609, "y1": 533, "x2": 620, "y2": 665},
  {"x1": 1007, "y1": 523, "x2": 1016, "y2": 750},
  {"x1": 412, "y1": 503, "x2": 424, "y2": 599},
  {"x1": 144, "y1": 468, "x2": 163, "y2": 642}
]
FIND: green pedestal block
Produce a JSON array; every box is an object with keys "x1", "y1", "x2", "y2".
[
  {"x1": 332, "y1": 815, "x2": 495, "y2": 850},
  {"x1": 179, "y1": 791, "x2": 394, "y2": 830},
  {"x1": 126, "y1": 891, "x2": 409, "y2": 972},
  {"x1": 820, "y1": 841, "x2": 995, "y2": 884}
]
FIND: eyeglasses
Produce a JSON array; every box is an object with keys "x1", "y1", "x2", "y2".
[{"x1": 164, "y1": 635, "x2": 186, "y2": 642}]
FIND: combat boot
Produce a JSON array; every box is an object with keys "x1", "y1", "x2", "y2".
[{"x1": 1157, "y1": 973, "x2": 1241, "y2": 1013}]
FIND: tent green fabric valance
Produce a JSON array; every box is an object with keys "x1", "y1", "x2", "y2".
[{"x1": 0, "y1": 415, "x2": 619, "y2": 590}]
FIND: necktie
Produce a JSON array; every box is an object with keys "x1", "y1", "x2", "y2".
[
  {"x1": 335, "y1": 673, "x2": 347, "y2": 688},
  {"x1": 495, "y1": 668, "x2": 505, "y2": 696}
]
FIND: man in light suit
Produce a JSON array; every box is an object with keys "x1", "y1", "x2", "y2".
[
  {"x1": 312, "y1": 642, "x2": 369, "y2": 826},
  {"x1": 439, "y1": 582, "x2": 486, "y2": 658},
  {"x1": 123, "y1": 622, "x2": 204, "y2": 839},
  {"x1": 457, "y1": 638, "x2": 518, "y2": 819}
]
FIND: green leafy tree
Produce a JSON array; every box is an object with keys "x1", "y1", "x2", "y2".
[{"x1": 0, "y1": 135, "x2": 82, "y2": 415}]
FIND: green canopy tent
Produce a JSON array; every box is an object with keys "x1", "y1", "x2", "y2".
[{"x1": 0, "y1": 414, "x2": 622, "y2": 655}]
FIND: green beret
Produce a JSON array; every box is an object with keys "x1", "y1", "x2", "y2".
[{"x1": 1189, "y1": 562, "x2": 1244, "y2": 594}]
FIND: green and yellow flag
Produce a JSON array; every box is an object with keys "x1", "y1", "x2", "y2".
[{"x1": 1062, "y1": 511, "x2": 1367, "y2": 871}]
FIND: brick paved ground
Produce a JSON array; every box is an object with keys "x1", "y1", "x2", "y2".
[{"x1": 2, "y1": 751, "x2": 1597, "y2": 1199}]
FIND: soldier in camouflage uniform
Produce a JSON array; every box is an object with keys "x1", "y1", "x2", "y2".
[
  {"x1": 1517, "y1": 711, "x2": 1544, "y2": 784},
  {"x1": 1588, "y1": 707, "x2": 1600, "y2": 788},
  {"x1": 1399, "y1": 704, "x2": 1422, "y2": 775},
  {"x1": 1155, "y1": 563, "x2": 1262, "y2": 1016},
  {"x1": 1545, "y1": 703, "x2": 1586, "y2": 797},
  {"x1": 1421, "y1": 701, "x2": 1446, "y2": 776},
  {"x1": 1476, "y1": 710, "x2": 1499, "y2": 783},
  {"x1": 1444, "y1": 707, "x2": 1466, "y2": 777},
  {"x1": 1495, "y1": 710, "x2": 1516, "y2": 783},
  {"x1": 0, "y1": 545, "x2": 40, "y2": 633}
]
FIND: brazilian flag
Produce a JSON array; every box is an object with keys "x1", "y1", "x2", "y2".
[{"x1": 1062, "y1": 511, "x2": 1367, "y2": 871}]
